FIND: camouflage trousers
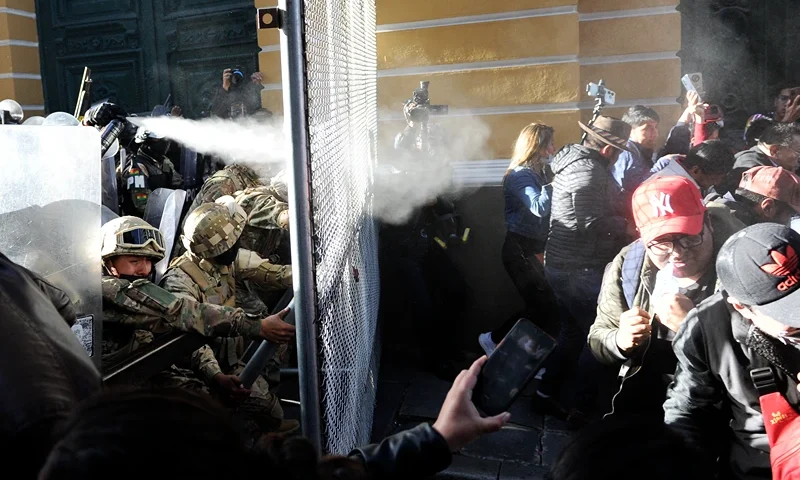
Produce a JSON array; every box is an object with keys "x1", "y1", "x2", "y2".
[{"x1": 149, "y1": 362, "x2": 286, "y2": 442}]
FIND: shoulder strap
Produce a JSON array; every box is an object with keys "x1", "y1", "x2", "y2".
[
  {"x1": 621, "y1": 241, "x2": 647, "y2": 309},
  {"x1": 173, "y1": 256, "x2": 212, "y2": 292}
]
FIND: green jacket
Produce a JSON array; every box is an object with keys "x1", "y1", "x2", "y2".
[{"x1": 588, "y1": 203, "x2": 746, "y2": 367}]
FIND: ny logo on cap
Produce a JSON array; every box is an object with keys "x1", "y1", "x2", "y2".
[
  {"x1": 761, "y1": 245, "x2": 800, "y2": 291},
  {"x1": 650, "y1": 192, "x2": 674, "y2": 217}
]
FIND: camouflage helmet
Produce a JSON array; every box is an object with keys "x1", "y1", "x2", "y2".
[
  {"x1": 181, "y1": 196, "x2": 246, "y2": 259},
  {"x1": 101, "y1": 216, "x2": 166, "y2": 261}
]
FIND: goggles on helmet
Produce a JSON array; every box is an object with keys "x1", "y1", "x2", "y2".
[{"x1": 117, "y1": 227, "x2": 166, "y2": 252}]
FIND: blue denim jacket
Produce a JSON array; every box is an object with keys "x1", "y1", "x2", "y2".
[{"x1": 504, "y1": 166, "x2": 552, "y2": 241}]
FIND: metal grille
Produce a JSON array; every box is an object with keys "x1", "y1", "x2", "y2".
[{"x1": 303, "y1": 0, "x2": 380, "y2": 454}]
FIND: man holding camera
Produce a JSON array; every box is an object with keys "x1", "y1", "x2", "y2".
[{"x1": 210, "y1": 68, "x2": 267, "y2": 120}]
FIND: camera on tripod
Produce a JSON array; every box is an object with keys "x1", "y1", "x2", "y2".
[{"x1": 405, "y1": 81, "x2": 449, "y2": 123}]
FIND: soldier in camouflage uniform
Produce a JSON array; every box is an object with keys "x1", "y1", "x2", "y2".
[
  {"x1": 232, "y1": 185, "x2": 290, "y2": 315},
  {"x1": 101, "y1": 215, "x2": 297, "y2": 436},
  {"x1": 161, "y1": 197, "x2": 294, "y2": 436},
  {"x1": 228, "y1": 185, "x2": 292, "y2": 379},
  {"x1": 101, "y1": 216, "x2": 279, "y2": 367},
  {"x1": 174, "y1": 162, "x2": 263, "y2": 257}
]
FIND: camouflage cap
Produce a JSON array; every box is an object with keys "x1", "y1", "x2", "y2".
[
  {"x1": 234, "y1": 186, "x2": 288, "y2": 230},
  {"x1": 101, "y1": 216, "x2": 165, "y2": 261},
  {"x1": 182, "y1": 196, "x2": 246, "y2": 259}
]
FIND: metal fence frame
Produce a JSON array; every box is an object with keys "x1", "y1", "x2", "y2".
[
  {"x1": 272, "y1": 0, "x2": 379, "y2": 455},
  {"x1": 277, "y1": 0, "x2": 324, "y2": 453}
]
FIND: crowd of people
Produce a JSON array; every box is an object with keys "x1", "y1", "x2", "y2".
[
  {"x1": 4, "y1": 60, "x2": 800, "y2": 478},
  {"x1": 477, "y1": 84, "x2": 800, "y2": 478}
]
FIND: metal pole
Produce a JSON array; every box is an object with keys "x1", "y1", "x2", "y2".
[{"x1": 279, "y1": 0, "x2": 323, "y2": 454}]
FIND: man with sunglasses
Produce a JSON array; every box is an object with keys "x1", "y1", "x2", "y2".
[
  {"x1": 665, "y1": 223, "x2": 800, "y2": 479},
  {"x1": 588, "y1": 176, "x2": 744, "y2": 419},
  {"x1": 101, "y1": 216, "x2": 297, "y2": 434}
]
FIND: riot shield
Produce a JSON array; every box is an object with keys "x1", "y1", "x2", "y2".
[
  {"x1": 0, "y1": 126, "x2": 103, "y2": 366},
  {"x1": 180, "y1": 148, "x2": 200, "y2": 189},
  {"x1": 101, "y1": 205, "x2": 119, "y2": 225},
  {"x1": 143, "y1": 188, "x2": 187, "y2": 283},
  {"x1": 143, "y1": 187, "x2": 173, "y2": 231},
  {"x1": 101, "y1": 155, "x2": 119, "y2": 214}
]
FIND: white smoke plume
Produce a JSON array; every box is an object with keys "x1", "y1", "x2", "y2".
[
  {"x1": 133, "y1": 112, "x2": 491, "y2": 226},
  {"x1": 373, "y1": 114, "x2": 492, "y2": 225},
  {"x1": 131, "y1": 116, "x2": 287, "y2": 177}
]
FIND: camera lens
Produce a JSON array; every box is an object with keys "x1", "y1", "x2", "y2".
[{"x1": 231, "y1": 68, "x2": 244, "y2": 86}]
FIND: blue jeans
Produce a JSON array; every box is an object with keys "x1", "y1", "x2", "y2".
[{"x1": 540, "y1": 267, "x2": 604, "y2": 407}]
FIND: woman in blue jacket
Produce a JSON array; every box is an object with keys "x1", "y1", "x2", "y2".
[{"x1": 479, "y1": 123, "x2": 560, "y2": 353}]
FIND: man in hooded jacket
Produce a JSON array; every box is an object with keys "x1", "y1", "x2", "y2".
[{"x1": 537, "y1": 116, "x2": 634, "y2": 418}]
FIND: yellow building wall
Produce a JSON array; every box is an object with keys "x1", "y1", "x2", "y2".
[
  {"x1": 258, "y1": 0, "x2": 682, "y2": 161},
  {"x1": 0, "y1": 0, "x2": 44, "y2": 118}
]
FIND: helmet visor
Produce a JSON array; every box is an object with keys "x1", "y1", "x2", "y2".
[{"x1": 118, "y1": 228, "x2": 166, "y2": 253}]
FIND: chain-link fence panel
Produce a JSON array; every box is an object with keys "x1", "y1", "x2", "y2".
[{"x1": 303, "y1": 0, "x2": 380, "y2": 454}]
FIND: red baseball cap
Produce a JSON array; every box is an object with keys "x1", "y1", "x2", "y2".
[
  {"x1": 739, "y1": 166, "x2": 800, "y2": 213},
  {"x1": 632, "y1": 176, "x2": 707, "y2": 245}
]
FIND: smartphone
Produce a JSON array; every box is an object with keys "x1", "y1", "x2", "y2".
[
  {"x1": 681, "y1": 73, "x2": 705, "y2": 101},
  {"x1": 473, "y1": 319, "x2": 557, "y2": 416},
  {"x1": 586, "y1": 82, "x2": 616, "y2": 105}
]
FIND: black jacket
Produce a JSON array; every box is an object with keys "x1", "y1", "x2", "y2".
[
  {"x1": 0, "y1": 253, "x2": 100, "y2": 477},
  {"x1": 704, "y1": 190, "x2": 761, "y2": 227},
  {"x1": 210, "y1": 83, "x2": 263, "y2": 119},
  {"x1": 721, "y1": 146, "x2": 773, "y2": 195},
  {"x1": 664, "y1": 291, "x2": 800, "y2": 480},
  {"x1": 350, "y1": 423, "x2": 452, "y2": 478},
  {"x1": 545, "y1": 144, "x2": 630, "y2": 272}
]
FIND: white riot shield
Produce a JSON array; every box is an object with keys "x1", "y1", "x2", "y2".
[
  {"x1": 101, "y1": 205, "x2": 119, "y2": 225},
  {"x1": 0, "y1": 126, "x2": 102, "y2": 365},
  {"x1": 145, "y1": 188, "x2": 187, "y2": 283}
]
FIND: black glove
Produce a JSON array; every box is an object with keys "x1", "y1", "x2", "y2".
[{"x1": 83, "y1": 102, "x2": 127, "y2": 127}]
